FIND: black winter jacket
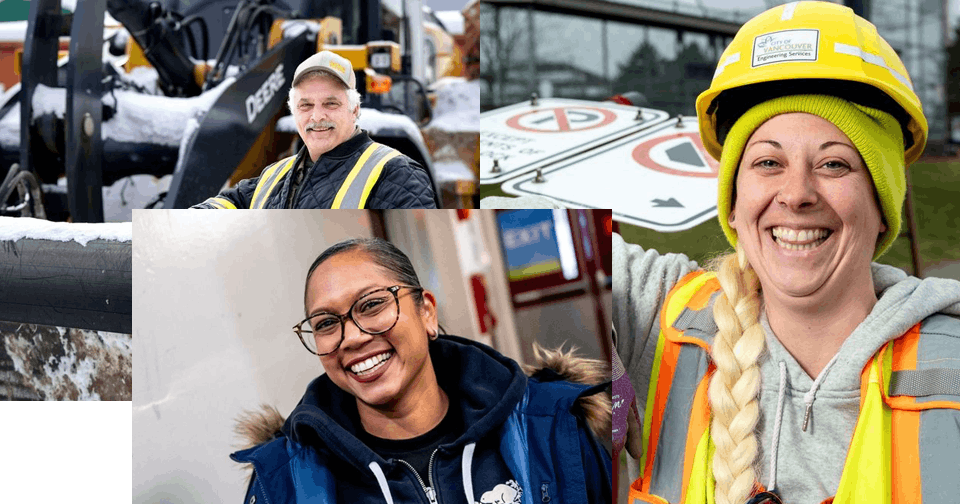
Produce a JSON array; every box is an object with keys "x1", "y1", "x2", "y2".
[{"x1": 191, "y1": 130, "x2": 437, "y2": 209}]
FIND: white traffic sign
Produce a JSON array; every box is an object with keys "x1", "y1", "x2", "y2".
[
  {"x1": 480, "y1": 98, "x2": 670, "y2": 184},
  {"x1": 501, "y1": 116, "x2": 720, "y2": 232}
]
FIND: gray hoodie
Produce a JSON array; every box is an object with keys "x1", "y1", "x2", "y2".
[{"x1": 613, "y1": 232, "x2": 960, "y2": 504}]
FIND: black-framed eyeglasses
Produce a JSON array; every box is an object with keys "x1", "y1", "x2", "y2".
[{"x1": 294, "y1": 285, "x2": 423, "y2": 356}]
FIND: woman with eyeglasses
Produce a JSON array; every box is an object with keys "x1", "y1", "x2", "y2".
[
  {"x1": 615, "y1": 3, "x2": 960, "y2": 504},
  {"x1": 230, "y1": 238, "x2": 612, "y2": 504}
]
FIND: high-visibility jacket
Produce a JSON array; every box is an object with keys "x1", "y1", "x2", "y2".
[
  {"x1": 194, "y1": 131, "x2": 437, "y2": 209},
  {"x1": 203, "y1": 142, "x2": 399, "y2": 209},
  {"x1": 629, "y1": 271, "x2": 960, "y2": 504},
  {"x1": 251, "y1": 142, "x2": 402, "y2": 209}
]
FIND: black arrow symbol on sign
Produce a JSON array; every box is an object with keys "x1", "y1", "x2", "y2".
[{"x1": 652, "y1": 198, "x2": 684, "y2": 207}]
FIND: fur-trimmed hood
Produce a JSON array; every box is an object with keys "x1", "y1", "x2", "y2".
[{"x1": 234, "y1": 338, "x2": 610, "y2": 454}]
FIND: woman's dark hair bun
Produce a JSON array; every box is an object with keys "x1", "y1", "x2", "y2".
[{"x1": 304, "y1": 238, "x2": 424, "y2": 306}]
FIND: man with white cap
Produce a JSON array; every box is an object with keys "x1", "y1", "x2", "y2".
[{"x1": 193, "y1": 50, "x2": 437, "y2": 209}]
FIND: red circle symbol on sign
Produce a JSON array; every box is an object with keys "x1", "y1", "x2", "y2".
[
  {"x1": 505, "y1": 107, "x2": 617, "y2": 133},
  {"x1": 632, "y1": 132, "x2": 719, "y2": 178}
]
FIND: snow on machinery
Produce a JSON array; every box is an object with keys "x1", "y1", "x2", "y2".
[{"x1": 0, "y1": 0, "x2": 474, "y2": 220}]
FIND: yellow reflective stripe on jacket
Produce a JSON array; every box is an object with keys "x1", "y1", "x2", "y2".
[
  {"x1": 683, "y1": 429, "x2": 715, "y2": 504},
  {"x1": 331, "y1": 143, "x2": 400, "y2": 209},
  {"x1": 638, "y1": 316, "x2": 667, "y2": 482},
  {"x1": 357, "y1": 149, "x2": 400, "y2": 208},
  {"x1": 204, "y1": 197, "x2": 237, "y2": 209},
  {"x1": 250, "y1": 155, "x2": 297, "y2": 209},
  {"x1": 331, "y1": 143, "x2": 379, "y2": 208}
]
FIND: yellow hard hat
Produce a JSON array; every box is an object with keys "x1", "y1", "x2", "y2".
[{"x1": 696, "y1": 1, "x2": 928, "y2": 165}]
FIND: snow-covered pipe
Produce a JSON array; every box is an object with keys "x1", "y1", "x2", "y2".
[{"x1": 0, "y1": 225, "x2": 131, "y2": 333}]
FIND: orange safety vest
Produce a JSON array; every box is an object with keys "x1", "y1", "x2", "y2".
[{"x1": 629, "y1": 271, "x2": 960, "y2": 504}]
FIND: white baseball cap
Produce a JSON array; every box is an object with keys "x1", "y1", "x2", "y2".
[{"x1": 293, "y1": 50, "x2": 356, "y2": 90}]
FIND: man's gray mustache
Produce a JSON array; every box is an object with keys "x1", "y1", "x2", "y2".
[{"x1": 306, "y1": 121, "x2": 336, "y2": 131}]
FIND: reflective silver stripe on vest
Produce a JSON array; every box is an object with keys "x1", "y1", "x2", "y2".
[
  {"x1": 915, "y1": 314, "x2": 960, "y2": 404},
  {"x1": 916, "y1": 314, "x2": 960, "y2": 503},
  {"x1": 250, "y1": 156, "x2": 296, "y2": 209},
  {"x1": 643, "y1": 290, "x2": 719, "y2": 500},
  {"x1": 889, "y1": 369, "x2": 960, "y2": 397},
  {"x1": 632, "y1": 497, "x2": 662, "y2": 504},
  {"x1": 649, "y1": 344, "x2": 710, "y2": 502},
  {"x1": 671, "y1": 291, "x2": 721, "y2": 346},
  {"x1": 920, "y1": 408, "x2": 960, "y2": 503},
  {"x1": 334, "y1": 143, "x2": 398, "y2": 209}
]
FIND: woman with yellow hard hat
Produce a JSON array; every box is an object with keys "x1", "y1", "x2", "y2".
[{"x1": 614, "y1": 2, "x2": 960, "y2": 504}]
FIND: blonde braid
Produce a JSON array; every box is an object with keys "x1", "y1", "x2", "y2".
[{"x1": 709, "y1": 244, "x2": 765, "y2": 504}]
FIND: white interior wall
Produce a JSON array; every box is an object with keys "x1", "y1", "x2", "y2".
[
  {"x1": 382, "y1": 210, "x2": 477, "y2": 339},
  {"x1": 133, "y1": 210, "x2": 375, "y2": 504},
  {"x1": 384, "y1": 210, "x2": 524, "y2": 363},
  {"x1": 133, "y1": 209, "x2": 610, "y2": 503}
]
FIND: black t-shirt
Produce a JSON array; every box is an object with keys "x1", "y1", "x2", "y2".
[
  {"x1": 351, "y1": 393, "x2": 524, "y2": 504},
  {"x1": 359, "y1": 399, "x2": 462, "y2": 483}
]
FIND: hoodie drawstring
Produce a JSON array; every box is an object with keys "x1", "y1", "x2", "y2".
[
  {"x1": 766, "y1": 351, "x2": 844, "y2": 493},
  {"x1": 369, "y1": 444, "x2": 477, "y2": 504},
  {"x1": 369, "y1": 462, "x2": 395, "y2": 504},
  {"x1": 802, "y1": 352, "x2": 841, "y2": 432},
  {"x1": 462, "y1": 442, "x2": 477, "y2": 503},
  {"x1": 767, "y1": 361, "x2": 788, "y2": 492}
]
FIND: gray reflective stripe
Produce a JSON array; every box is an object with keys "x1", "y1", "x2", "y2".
[
  {"x1": 671, "y1": 291, "x2": 721, "y2": 346},
  {"x1": 920, "y1": 408, "x2": 960, "y2": 503},
  {"x1": 203, "y1": 198, "x2": 225, "y2": 209},
  {"x1": 250, "y1": 157, "x2": 295, "y2": 209},
  {"x1": 250, "y1": 162, "x2": 283, "y2": 209},
  {"x1": 335, "y1": 144, "x2": 396, "y2": 209},
  {"x1": 916, "y1": 314, "x2": 960, "y2": 403},
  {"x1": 889, "y1": 369, "x2": 960, "y2": 397},
  {"x1": 206, "y1": 197, "x2": 237, "y2": 209},
  {"x1": 649, "y1": 343, "x2": 709, "y2": 501},
  {"x1": 913, "y1": 314, "x2": 960, "y2": 503}
]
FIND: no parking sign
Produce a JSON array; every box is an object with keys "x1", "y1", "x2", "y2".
[
  {"x1": 505, "y1": 106, "x2": 617, "y2": 132},
  {"x1": 480, "y1": 98, "x2": 669, "y2": 184},
  {"x1": 501, "y1": 117, "x2": 720, "y2": 232}
]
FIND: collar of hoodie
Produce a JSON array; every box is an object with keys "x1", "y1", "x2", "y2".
[{"x1": 368, "y1": 442, "x2": 478, "y2": 504}]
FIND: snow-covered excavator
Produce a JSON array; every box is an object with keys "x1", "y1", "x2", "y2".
[{"x1": 0, "y1": 0, "x2": 474, "y2": 220}]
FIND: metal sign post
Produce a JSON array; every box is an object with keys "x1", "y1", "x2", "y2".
[{"x1": 903, "y1": 170, "x2": 923, "y2": 277}]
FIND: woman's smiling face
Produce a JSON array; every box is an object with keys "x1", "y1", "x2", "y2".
[
  {"x1": 304, "y1": 250, "x2": 437, "y2": 409},
  {"x1": 729, "y1": 113, "x2": 886, "y2": 299}
]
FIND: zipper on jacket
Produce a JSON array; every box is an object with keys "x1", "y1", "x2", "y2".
[
  {"x1": 285, "y1": 155, "x2": 306, "y2": 208},
  {"x1": 397, "y1": 449, "x2": 439, "y2": 504},
  {"x1": 427, "y1": 449, "x2": 438, "y2": 502}
]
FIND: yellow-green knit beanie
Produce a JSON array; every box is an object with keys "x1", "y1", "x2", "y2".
[{"x1": 716, "y1": 94, "x2": 905, "y2": 260}]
